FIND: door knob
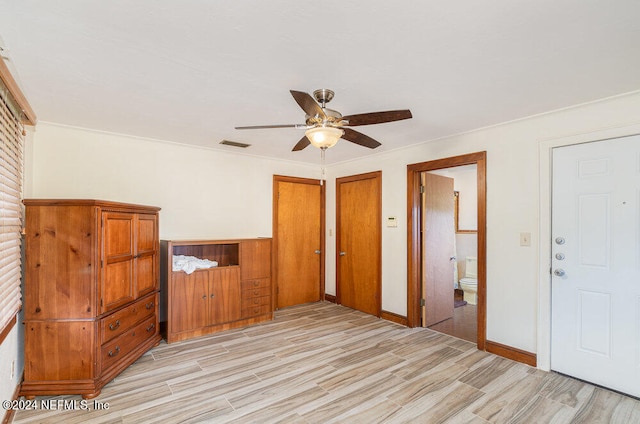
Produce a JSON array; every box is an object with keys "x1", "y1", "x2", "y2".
[
  {"x1": 314, "y1": 250, "x2": 321, "y2": 254},
  {"x1": 555, "y1": 237, "x2": 566, "y2": 245},
  {"x1": 553, "y1": 269, "x2": 566, "y2": 277},
  {"x1": 555, "y1": 253, "x2": 565, "y2": 260},
  {"x1": 339, "y1": 251, "x2": 346, "y2": 256}
]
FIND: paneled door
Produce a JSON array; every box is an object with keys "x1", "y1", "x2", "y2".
[
  {"x1": 274, "y1": 176, "x2": 323, "y2": 308},
  {"x1": 422, "y1": 172, "x2": 455, "y2": 327},
  {"x1": 551, "y1": 134, "x2": 640, "y2": 397},
  {"x1": 135, "y1": 213, "x2": 158, "y2": 298},
  {"x1": 337, "y1": 171, "x2": 381, "y2": 317},
  {"x1": 102, "y1": 212, "x2": 135, "y2": 313}
]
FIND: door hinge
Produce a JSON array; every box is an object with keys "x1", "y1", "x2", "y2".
[
  {"x1": 420, "y1": 298, "x2": 425, "y2": 306},
  {"x1": 100, "y1": 298, "x2": 103, "y2": 307},
  {"x1": 101, "y1": 259, "x2": 104, "y2": 268},
  {"x1": 276, "y1": 286, "x2": 279, "y2": 295},
  {"x1": 419, "y1": 185, "x2": 425, "y2": 194}
]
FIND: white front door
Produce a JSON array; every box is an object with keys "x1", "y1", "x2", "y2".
[{"x1": 551, "y1": 134, "x2": 640, "y2": 397}]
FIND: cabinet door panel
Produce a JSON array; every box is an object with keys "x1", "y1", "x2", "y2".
[
  {"x1": 136, "y1": 255, "x2": 157, "y2": 297},
  {"x1": 102, "y1": 212, "x2": 135, "y2": 312},
  {"x1": 210, "y1": 267, "x2": 241, "y2": 324},
  {"x1": 137, "y1": 214, "x2": 158, "y2": 254},
  {"x1": 103, "y1": 213, "x2": 134, "y2": 258},
  {"x1": 171, "y1": 271, "x2": 209, "y2": 333},
  {"x1": 24, "y1": 205, "x2": 97, "y2": 319},
  {"x1": 135, "y1": 213, "x2": 158, "y2": 298},
  {"x1": 24, "y1": 321, "x2": 95, "y2": 381},
  {"x1": 103, "y1": 260, "x2": 134, "y2": 312},
  {"x1": 241, "y1": 239, "x2": 271, "y2": 280}
]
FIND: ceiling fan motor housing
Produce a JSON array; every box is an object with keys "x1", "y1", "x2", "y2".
[
  {"x1": 305, "y1": 108, "x2": 344, "y2": 127},
  {"x1": 313, "y1": 88, "x2": 334, "y2": 105}
]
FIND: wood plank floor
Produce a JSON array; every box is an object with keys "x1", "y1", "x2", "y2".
[{"x1": 12, "y1": 302, "x2": 640, "y2": 423}]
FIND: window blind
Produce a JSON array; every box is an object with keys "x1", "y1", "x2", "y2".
[{"x1": 0, "y1": 79, "x2": 24, "y2": 335}]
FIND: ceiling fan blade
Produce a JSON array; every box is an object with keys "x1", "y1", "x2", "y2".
[
  {"x1": 290, "y1": 90, "x2": 327, "y2": 119},
  {"x1": 292, "y1": 135, "x2": 310, "y2": 151},
  {"x1": 342, "y1": 128, "x2": 381, "y2": 149},
  {"x1": 342, "y1": 109, "x2": 412, "y2": 126},
  {"x1": 235, "y1": 124, "x2": 303, "y2": 130}
]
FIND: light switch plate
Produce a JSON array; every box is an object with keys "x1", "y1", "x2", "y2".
[
  {"x1": 387, "y1": 216, "x2": 398, "y2": 228},
  {"x1": 520, "y1": 232, "x2": 531, "y2": 246}
]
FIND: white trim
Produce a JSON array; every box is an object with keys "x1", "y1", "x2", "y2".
[{"x1": 537, "y1": 121, "x2": 640, "y2": 370}]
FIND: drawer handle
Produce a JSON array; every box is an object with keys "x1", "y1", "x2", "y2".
[
  {"x1": 146, "y1": 302, "x2": 154, "y2": 310},
  {"x1": 109, "y1": 320, "x2": 121, "y2": 331},
  {"x1": 146, "y1": 323, "x2": 156, "y2": 332},
  {"x1": 108, "y1": 346, "x2": 121, "y2": 357}
]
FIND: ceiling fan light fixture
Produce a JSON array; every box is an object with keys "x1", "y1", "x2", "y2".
[{"x1": 305, "y1": 126, "x2": 344, "y2": 149}]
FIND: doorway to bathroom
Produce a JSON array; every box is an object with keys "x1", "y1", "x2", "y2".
[
  {"x1": 407, "y1": 152, "x2": 487, "y2": 350},
  {"x1": 423, "y1": 166, "x2": 478, "y2": 343}
]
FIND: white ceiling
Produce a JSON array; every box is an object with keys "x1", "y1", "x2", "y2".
[{"x1": 1, "y1": 1, "x2": 639, "y2": 164}]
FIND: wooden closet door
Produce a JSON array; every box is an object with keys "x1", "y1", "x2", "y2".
[
  {"x1": 275, "y1": 179, "x2": 322, "y2": 308},
  {"x1": 336, "y1": 172, "x2": 382, "y2": 317},
  {"x1": 102, "y1": 212, "x2": 135, "y2": 313}
]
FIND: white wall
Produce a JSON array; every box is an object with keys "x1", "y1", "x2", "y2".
[
  {"x1": 0, "y1": 322, "x2": 21, "y2": 414},
  {"x1": 325, "y1": 91, "x2": 640, "y2": 355},
  {"x1": 25, "y1": 123, "x2": 320, "y2": 240},
  {"x1": 22, "y1": 90, "x2": 640, "y2": 362}
]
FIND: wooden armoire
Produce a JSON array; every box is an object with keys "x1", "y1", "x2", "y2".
[{"x1": 21, "y1": 199, "x2": 161, "y2": 399}]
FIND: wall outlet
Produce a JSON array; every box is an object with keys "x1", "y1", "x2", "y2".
[{"x1": 520, "y1": 232, "x2": 531, "y2": 247}]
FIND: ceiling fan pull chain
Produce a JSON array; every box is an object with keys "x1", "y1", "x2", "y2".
[{"x1": 320, "y1": 147, "x2": 327, "y2": 186}]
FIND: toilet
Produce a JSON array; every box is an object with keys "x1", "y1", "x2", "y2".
[{"x1": 459, "y1": 256, "x2": 478, "y2": 305}]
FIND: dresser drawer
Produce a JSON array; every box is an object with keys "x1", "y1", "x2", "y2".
[
  {"x1": 242, "y1": 303, "x2": 271, "y2": 318},
  {"x1": 241, "y1": 278, "x2": 270, "y2": 291},
  {"x1": 242, "y1": 286, "x2": 271, "y2": 299},
  {"x1": 242, "y1": 294, "x2": 270, "y2": 307},
  {"x1": 101, "y1": 315, "x2": 157, "y2": 371},
  {"x1": 101, "y1": 293, "x2": 157, "y2": 344}
]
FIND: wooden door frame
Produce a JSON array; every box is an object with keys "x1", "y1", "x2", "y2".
[
  {"x1": 407, "y1": 152, "x2": 487, "y2": 350},
  {"x1": 272, "y1": 175, "x2": 326, "y2": 308},
  {"x1": 336, "y1": 171, "x2": 382, "y2": 315}
]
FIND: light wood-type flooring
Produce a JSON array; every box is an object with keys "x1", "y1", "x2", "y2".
[{"x1": 12, "y1": 302, "x2": 640, "y2": 423}]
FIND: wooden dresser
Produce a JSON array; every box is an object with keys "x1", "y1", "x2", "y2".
[
  {"x1": 21, "y1": 199, "x2": 162, "y2": 399},
  {"x1": 161, "y1": 238, "x2": 272, "y2": 343}
]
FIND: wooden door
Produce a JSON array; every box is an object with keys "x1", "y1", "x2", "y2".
[
  {"x1": 422, "y1": 173, "x2": 455, "y2": 327},
  {"x1": 210, "y1": 267, "x2": 241, "y2": 324},
  {"x1": 135, "y1": 213, "x2": 158, "y2": 298},
  {"x1": 337, "y1": 171, "x2": 381, "y2": 316},
  {"x1": 551, "y1": 135, "x2": 640, "y2": 397},
  {"x1": 274, "y1": 177, "x2": 323, "y2": 308},
  {"x1": 170, "y1": 271, "x2": 208, "y2": 333},
  {"x1": 102, "y1": 212, "x2": 135, "y2": 313}
]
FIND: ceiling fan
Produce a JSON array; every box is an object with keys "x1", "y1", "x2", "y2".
[{"x1": 235, "y1": 89, "x2": 412, "y2": 151}]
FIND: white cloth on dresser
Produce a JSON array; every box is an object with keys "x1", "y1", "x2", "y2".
[{"x1": 172, "y1": 255, "x2": 218, "y2": 274}]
